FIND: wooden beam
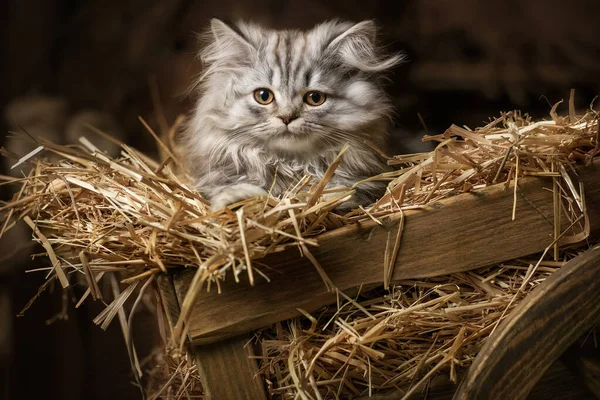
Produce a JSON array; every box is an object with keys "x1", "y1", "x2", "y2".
[
  {"x1": 161, "y1": 267, "x2": 268, "y2": 399},
  {"x1": 453, "y1": 244, "x2": 600, "y2": 399},
  {"x1": 156, "y1": 274, "x2": 180, "y2": 335},
  {"x1": 174, "y1": 161, "x2": 600, "y2": 345},
  {"x1": 194, "y1": 335, "x2": 267, "y2": 400}
]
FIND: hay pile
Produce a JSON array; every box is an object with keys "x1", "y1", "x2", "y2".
[
  {"x1": 258, "y1": 257, "x2": 576, "y2": 399},
  {"x1": 1, "y1": 96, "x2": 598, "y2": 399}
]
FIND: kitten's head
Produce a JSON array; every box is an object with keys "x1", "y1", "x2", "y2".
[{"x1": 193, "y1": 19, "x2": 404, "y2": 158}]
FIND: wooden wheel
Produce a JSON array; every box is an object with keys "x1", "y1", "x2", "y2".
[{"x1": 454, "y1": 245, "x2": 600, "y2": 399}]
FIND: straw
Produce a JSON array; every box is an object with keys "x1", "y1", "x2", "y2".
[{"x1": 1, "y1": 93, "x2": 598, "y2": 398}]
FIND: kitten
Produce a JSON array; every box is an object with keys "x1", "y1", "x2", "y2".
[{"x1": 183, "y1": 19, "x2": 403, "y2": 211}]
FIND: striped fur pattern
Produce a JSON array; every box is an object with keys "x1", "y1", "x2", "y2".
[{"x1": 183, "y1": 19, "x2": 404, "y2": 210}]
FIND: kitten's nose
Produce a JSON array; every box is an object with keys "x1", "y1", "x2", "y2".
[{"x1": 279, "y1": 115, "x2": 297, "y2": 125}]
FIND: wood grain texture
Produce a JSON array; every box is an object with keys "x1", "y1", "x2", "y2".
[
  {"x1": 454, "y1": 244, "x2": 600, "y2": 400},
  {"x1": 174, "y1": 161, "x2": 600, "y2": 344},
  {"x1": 194, "y1": 335, "x2": 267, "y2": 400},
  {"x1": 156, "y1": 274, "x2": 180, "y2": 335},
  {"x1": 160, "y1": 272, "x2": 268, "y2": 399}
]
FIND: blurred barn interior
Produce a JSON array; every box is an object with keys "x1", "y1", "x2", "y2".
[{"x1": 1, "y1": 1, "x2": 600, "y2": 399}]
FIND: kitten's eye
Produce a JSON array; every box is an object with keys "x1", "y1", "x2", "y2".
[
  {"x1": 253, "y1": 88, "x2": 274, "y2": 105},
  {"x1": 304, "y1": 91, "x2": 326, "y2": 106}
]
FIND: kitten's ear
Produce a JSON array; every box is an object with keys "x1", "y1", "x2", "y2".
[
  {"x1": 328, "y1": 20, "x2": 377, "y2": 50},
  {"x1": 207, "y1": 18, "x2": 256, "y2": 61},
  {"x1": 326, "y1": 20, "x2": 404, "y2": 72},
  {"x1": 211, "y1": 19, "x2": 252, "y2": 47}
]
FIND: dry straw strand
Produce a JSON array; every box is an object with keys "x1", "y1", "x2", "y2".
[{"x1": 0, "y1": 93, "x2": 598, "y2": 398}]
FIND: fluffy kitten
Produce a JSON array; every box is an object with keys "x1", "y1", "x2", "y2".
[{"x1": 183, "y1": 19, "x2": 403, "y2": 210}]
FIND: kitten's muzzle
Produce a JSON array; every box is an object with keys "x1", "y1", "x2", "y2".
[{"x1": 279, "y1": 115, "x2": 298, "y2": 125}]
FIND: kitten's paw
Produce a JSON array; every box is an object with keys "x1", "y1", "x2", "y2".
[{"x1": 210, "y1": 183, "x2": 268, "y2": 211}]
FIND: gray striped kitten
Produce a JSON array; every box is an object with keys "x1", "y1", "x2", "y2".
[{"x1": 184, "y1": 19, "x2": 403, "y2": 210}]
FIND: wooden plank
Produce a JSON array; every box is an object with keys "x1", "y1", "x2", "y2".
[
  {"x1": 453, "y1": 244, "x2": 600, "y2": 400},
  {"x1": 164, "y1": 276, "x2": 268, "y2": 399},
  {"x1": 156, "y1": 274, "x2": 180, "y2": 335},
  {"x1": 194, "y1": 335, "x2": 267, "y2": 400},
  {"x1": 174, "y1": 161, "x2": 600, "y2": 344},
  {"x1": 164, "y1": 275, "x2": 268, "y2": 399}
]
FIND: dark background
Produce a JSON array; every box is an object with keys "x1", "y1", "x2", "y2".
[{"x1": 1, "y1": 1, "x2": 600, "y2": 399}]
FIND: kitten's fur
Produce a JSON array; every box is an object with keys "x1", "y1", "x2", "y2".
[{"x1": 183, "y1": 19, "x2": 403, "y2": 210}]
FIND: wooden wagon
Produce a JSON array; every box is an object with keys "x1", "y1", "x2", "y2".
[
  {"x1": 3, "y1": 104, "x2": 598, "y2": 399},
  {"x1": 157, "y1": 159, "x2": 600, "y2": 399}
]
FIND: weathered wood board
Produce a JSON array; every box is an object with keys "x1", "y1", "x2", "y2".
[
  {"x1": 193, "y1": 335, "x2": 267, "y2": 400},
  {"x1": 173, "y1": 161, "x2": 600, "y2": 345}
]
